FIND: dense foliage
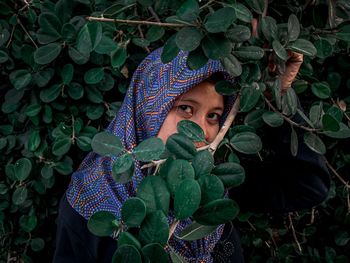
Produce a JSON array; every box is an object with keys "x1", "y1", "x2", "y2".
[{"x1": 0, "y1": 0, "x2": 350, "y2": 262}]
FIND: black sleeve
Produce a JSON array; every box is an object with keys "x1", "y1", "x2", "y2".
[
  {"x1": 52, "y1": 194, "x2": 117, "y2": 263},
  {"x1": 229, "y1": 113, "x2": 330, "y2": 213}
]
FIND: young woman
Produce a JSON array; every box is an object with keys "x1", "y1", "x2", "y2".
[{"x1": 53, "y1": 47, "x2": 329, "y2": 262}]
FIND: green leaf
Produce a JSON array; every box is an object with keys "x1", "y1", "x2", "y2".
[
  {"x1": 139, "y1": 210, "x2": 169, "y2": 246},
  {"x1": 84, "y1": 67, "x2": 104, "y2": 84},
  {"x1": 272, "y1": 40, "x2": 288, "y2": 61},
  {"x1": 240, "y1": 84, "x2": 261, "y2": 112},
  {"x1": 177, "y1": 221, "x2": 217, "y2": 241},
  {"x1": 233, "y1": 46, "x2": 264, "y2": 60},
  {"x1": 112, "y1": 154, "x2": 134, "y2": 184},
  {"x1": 193, "y1": 199, "x2": 239, "y2": 225},
  {"x1": 91, "y1": 132, "x2": 123, "y2": 157},
  {"x1": 165, "y1": 159, "x2": 195, "y2": 195},
  {"x1": 161, "y1": 35, "x2": 180, "y2": 64},
  {"x1": 12, "y1": 187, "x2": 28, "y2": 205},
  {"x1": 86, "y1": 104, "x2": 104, "y2": 120},
  {"x1": 34, "y1": 43, "x2": 62, "y2": 64},
  {"x1": 77, "y1": 136, "x2": 92, "y2": 151},
  {"x1": 336, "y1": 24, "x2": 350, "y2": 41},
  {"x1": 133, "y1": 137, "x2": 165, "y2": 162},
  {"x1": 9, "y1": 70, "x2": 32, "y2": 90},
  {"x1": 177, "y1": 120, "x2": 205, "y2": 142},
  {"x1": 121, "y1": 197, "x2": 146, "y2": 227},
  {"x1": 230, "y1": 132, "x2": 262, "y2": 154},
  {"x1": 187, "y1": 48, "x2": 209, "y2": 70},
  {"x1": 112, "y1": 245, "x2": 142, "y2": 263},
  {"x1": 136, "y1": 176, "x2": 170, "y2": 214},
  {"x1": 309, "y1": 103, "x2": 323, "y2": 128},
  {"x1": 287, "y1": 14, "x2": 300, "y2": 42},
  {"x1": 290, "y1": 127, "x2": 298, "y2": 157},
  {"x1": 198, "y1": 174, "x2": 224, "y2": 205},
  {"x1": 76, "y1": 21, "x2": 102, "y2": 53},
  {"x1": 322, "y1": 114, "x2": 340, "y2": 132},
  {"x1": 117, "y1": 232, "x2": 141, "y2": 250},
  {"x1": 230, "y1": 3, "x2": 253, "y2": 23},
  {"x1": 244, "y1": 0, "x2": 265, "y2": 14},
  {"x1": 212, "y1": 162, "x2": 245, "y2": 188},
  {"x1": 52, "y1": 137, "x2": 71, "y2": 156},
  {"x1": 293, "y1": 79, "x2": 308, "y2": 94},
  {"x1": 311, "y1": 82, "x2": 331, "y2": 99},
  {"x1": 68, "y1": 46, "x2": 90, "y2": 65},
  {"x1": 261, "y1": 16, "x2": 278, "y2": 42},
  {"x1": 192, "y1": 150, "x2": 214, "y2": 178},
  {"x1": 175, "y1": 27, "x2": 203, "y2": 52},
  {"x1": 87, "y1": 211, "x2": 118, "y2": 237},
  {"x1": 34, "y1": 68, "x2": 54, "y2": 88},
  {"x1": 14, "y1": 158, "x2": 32, "y2": 181},
  {"x1": 111, "y1": 46, "x2": 127, "y2": 68},
  {"x1": 169, "y1": 251, "x2": 187, "y2": 263},
  {"x1": 226, "y1": 25, "x2": 251, "y2": 43},
  {"x1": 61, "y1": 64, "x2": 74, "y2": 84},
  {"x1": 214, "y1": 80, "x2": 236, "y2": 96},
  {"x1": 0, "y1": 50, "x2": 9, "y2": 63},
  {"x1": 201, "y1": 35, "x2": 231, "y2": 60},
  {"x1": 288, "y1": 39, "x2": 317, "y2": 57},
  {"x1": 31, "y1": 238, "x2": 45, "y2": 252},
  {"x1": 19, "y1": 215, "x2": 37, "y2": 232},
  {"x1": 221, "y1": 54, "x2": 242, "y2": 77},
  {"x1": 166, "y1": 133, "x2": 197, "y2": 160},
  {"x1": 132, "y1": 38, "x2": 150, "y2": 48},
  {"x1": 176, "y1": 0, "x2": 199, "y2": 22},
  {"x1": 262, "y1": 111, "x2": 284, "y2": 127},
  {"x1": 40, "y1": 84, "x2": 61, "y2": 103},
  {"x1": 174, "y1": 178, "x2": 201, "y2": 220},
  {"x1": 282, "y1": 88, "x2": 298, "y2": 116},
  {"x1": 26, "y1": 104, "x2": 41, "y2": 117},
  {"x1": 304, "y1": 132, "x2": 326, "y2": 155},
  {"x1": 41, "y1": 165, "x2": 53, "y2": 179},
  {"x1": 141, "y1": 243, "x2": 169, "y2": 263},
  {"x1": 146, "y1": 26, "x2": 165, "y2": 42},
  {"x1": 315, "y1": 38, "x2": 333, "y2": 59},
  {"x1": 68, "y1": 82, "x2": 84, "y2": 100},
  {"x1": 37, "y1": 12, "x2": 62, "y2": 44},
  {"x1": 61, "y1": 23, "x2": 76, "y2": 43},
  {"x1": 204, "y1": 7, "x2": 236, "y2": 33},
  {"x1": 324, "y1": 123, "x2": 350, "y2": 139}
]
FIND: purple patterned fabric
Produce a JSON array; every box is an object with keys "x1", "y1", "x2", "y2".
[{"x1": 66, "y1": 47, "x2": 235, "y2": 262}]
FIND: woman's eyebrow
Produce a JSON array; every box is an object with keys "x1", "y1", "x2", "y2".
[{"x1": 176, "y1": 98, "x2": 224, "y2": 112}]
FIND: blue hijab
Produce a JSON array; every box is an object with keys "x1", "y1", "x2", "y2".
[{"x1": 66, "y1": 47, "x2": 235, "y2": 262}]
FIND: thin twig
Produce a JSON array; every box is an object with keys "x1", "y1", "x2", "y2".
[
  {"x1": 87, "y1": 16, "x2": 188, "y2": 27},
  {"x1": 147, "y1": 6, "x2": 160, "y2": 22},
  {"x1": 309, "y1": 208, "x2": 315, "y2": 225},
  {"x1": 264, "y1": 98, "x2": 319, "y2": 132},
  {"x1": 288, "y1": 213, "x2": 302, "y2": 253},
  {"x1": 262, "y1": 0, "x2": 269, "y2": 17},
  {"x1": 324, "y1": 158, "x2": 350, "y2": 189},
  {"x1": 168, "y1": 220, "x2": 179, "y2": 241},
  {"x1": 6, "y1": 25, "x2": 16, "y2": 48},
  {"x1": 17, "y1": 18, "x2": 38, "y2": 48},
  {"x1": 199, "y1": 0, "x2": 216, "y2": 10},
  {"x1": 208, "y1": 95, "x2": 240, "y2": 154}
]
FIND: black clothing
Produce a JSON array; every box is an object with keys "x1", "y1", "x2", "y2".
[{"x1": 53, "y1": 123, "x2": 330, "y2": 263}]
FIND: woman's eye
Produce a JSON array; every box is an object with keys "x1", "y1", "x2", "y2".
[
  {"x1": 177, "y1": 105, "x2": 193, "y2": 114},
  {"x1": 207, "y1": 113, "x2": 221, "y2": 122}
]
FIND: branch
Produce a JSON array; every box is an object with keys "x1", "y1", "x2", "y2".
[
  {"x1": 288, "y1": 213, "x2": 302, "y2": 253},
  {"x1": 86, "y1": 16, "x2": 188, "y2": 28},
  {"x1": 17, "y1": 18, "x2": 38, "y2": 48},
  {"x1": 147, "y1": 6, "x2": 160, "y2": 22},
  {"x1": 324, "y1": 158, "x2": 350, "y2": 189},
  {"x1": 208, "y1": 95, "x2": 240, "y2": 154},
  {"x1": 264, "y1": 98, "x2": 319, "y2": 132}
]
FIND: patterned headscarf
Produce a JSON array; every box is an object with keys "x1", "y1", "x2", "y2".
[{"x1": 66, "y1": 47, "x2": 235, "y2": 262}]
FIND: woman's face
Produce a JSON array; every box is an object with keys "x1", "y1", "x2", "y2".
[{"x1": 157, "y1": 81, "x2": 224, "y2": 147}]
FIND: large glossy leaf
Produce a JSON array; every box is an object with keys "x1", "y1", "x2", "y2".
[
  {"x1": 91, "y1": 131, "x2": 123, "y2": 157},
  {"x1": 175, "y1": 27, "x2": 202, "y2": 52},
  {"x1": 240, "y1": 84, "x2": 261, "y2": 112},
  {"x1": 261, "y1": 16, "x2": 278, "y2": 42},
  {"x1": 221, "y1": 54, "x2": 242, "y2": 77},
  {"x1": 201, "y1": 35, "x2": 232, "y2": 60},
  {"x1": 161, "y1": 35, "x2": 180, "y2": 63},
  {"x1": 87, "y1": 211, "x2": 119, "y2": 237},
  {"x1": 231, "y1": 3, "x2": 253, "y2": 23},
  {"x1": 121, "y1": 197, "x2": 146, "y2": 227},
  {"x1": 166, "y1": 133, "x2": 197, "y2": 160},
  {"x1": 192, "y1": 150, "x2": 214, "y2": 178},
  {"x1": 204, "y1": 7, "x2": 236, "y2": 33},
  {"x1": 9, "y1": 70, "x2": 32, "y2": 90},
  {"x1": 76, "y1": 21, "x2": 102, "y2": 53},
  {"x1": 174, "y1": 178, "x2": 201, "y2": 220},
  {"x1": 165, "y1": 159, "x2": 195, "y2": 195},
  {"x1": 233, "y1": 46, "x2": 264, "y2": 60},
  {"x1": 288, "y1": 14, "x2": 300, "y2": 42},
  {"x1": 133, "y1": 137, "x2": 165, "y2": 162},
  {"x1": 311, "y1": 82, "x2": 331, "y2": 99},
  {"x1": 34, "y1": 43, "x2": 62, "y2": 64},
  {"x1": 142, "y1": 243, "x2": 169, "y2": 263},
  {"x1": 177, "y1": 120, "x2": 205, "y2": 142},
  {"x1": 304, "y1": 132, "x2": 326, "y2": 154},
  {"x1": 193, "y1": 199, "x2": 239, "y2": 225},
  {"x1": 14, "y1": 158, "x2": 32, "y2": 181},
  {"x1": 226, "y1": 25, "x2": 251, "y2": 43},
  {"x1": 136, "y1": 176, "x2": 170, "y2": 214},
  {"x1": 117, "y1": 232, "x2": 141, "y2": 250},
  {"x1": 262, "y1": 111, "x2": 284, "y2": 127},
  {"x1": 230, "y1": 132, "x2": 262, "y2": 154},
  {"x1": 176, "y1": 0, "x2": 199, "y2": 22},
  {"x1": 177, "y1": 221, "x2": 218, "y2": 241},
  {"x1": 112, "y1": 154, "x2": 134, "y2": 184},
  {"x1": 212, "y1": 162, "x2": 245, "y2": 188},
  {"x1": 288, "y1": 39, "x2": 317, "y2": 57},
  {"x1": 198, "y1": 174, "x2": 224, "y2": 205},
  {"x1": 138, "y1": 210, "x2": 169, "y2": 246},
  {"x1": 112, "y1": 245, "x2": 142, "y2": 263}
]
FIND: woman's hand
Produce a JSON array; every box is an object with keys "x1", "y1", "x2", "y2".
[{"x1": 251, "y1": 18, "x2": 304, "y2": 94}]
